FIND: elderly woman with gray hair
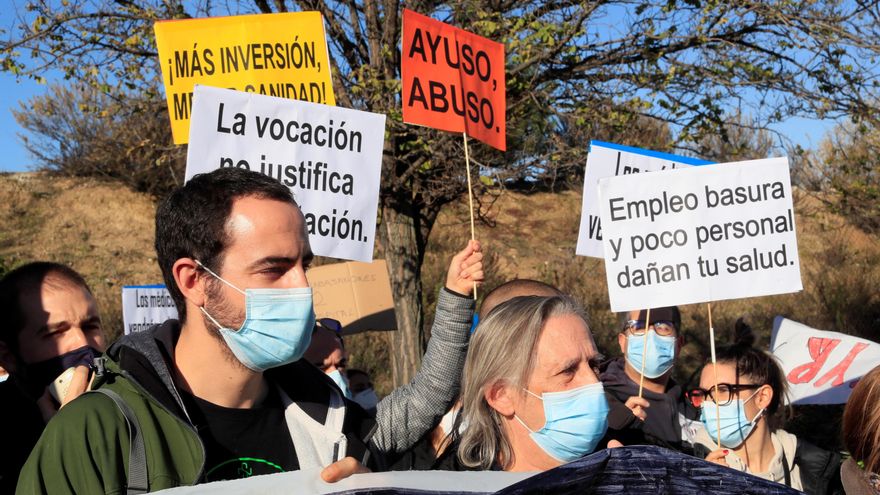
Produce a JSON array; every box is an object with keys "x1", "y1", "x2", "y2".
[{"x1": 454, "y1": 295, "x2": 620, "y2": 471}]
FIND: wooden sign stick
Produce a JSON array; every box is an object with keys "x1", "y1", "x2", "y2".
[
  {"x1": 463, "y1": 132, "x2": 477, "y2": 300},
  {"x1": 637, "y1": 307, "x2": 652, "y2": 399},
  {"x1": 708, "y1": 302, "x2": 722, "y2": 448}
]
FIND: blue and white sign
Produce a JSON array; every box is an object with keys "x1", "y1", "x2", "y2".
[
  {"x1": 576, "y1": 141, "x2": 713, "y2": 259},
  {"x1": 121, "y1": 284, "x2": 179, "y2": 335}
]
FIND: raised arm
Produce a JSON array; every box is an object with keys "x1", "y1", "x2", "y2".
[{"x1": 370, "y1": 240, "x2": 483, "y2": 453}]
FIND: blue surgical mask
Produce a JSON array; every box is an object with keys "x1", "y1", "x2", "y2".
[
  {"x1": 352, "y1": 388, "x2": 379, "y2": 411},
  {"x1": 515, "y1": 382, "x2": 609, "y2": 462},
  {"x1": 700, "y1": 389, "x2": 765, "y2": 448},
  {"x1": 197, "y1": 261, "x2": 316, "y2": 373},
  {"x1": 625, "y1": 330, "x2": 676, "y2": 378},
  {"x1": 327, "y1": 369, "x2": 352, "y2": 399}
]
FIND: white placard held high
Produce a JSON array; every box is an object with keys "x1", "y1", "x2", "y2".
[
  {"x1": 598, "y1": 157, "x2": 802, "y2": 312},
  {"x1": 771, "y1": 317, "x2": 880, "y2": 404},
  {"x1": 576, "y1": 141, "x2": 713, "y2": 259},
  {"x1": 186, "y1": 85, "x2": 386, "y2": 262},
  {"x1": 122, "y1": 285, "x2": 179, "y2": 335}
]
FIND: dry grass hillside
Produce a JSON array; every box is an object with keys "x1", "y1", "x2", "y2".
[
  {"x1": 0, "y1": 173, "x2": 163, "y2": 334},
  {"x1": 2, "y1": 171, "x2": 877, "y2": 450}
]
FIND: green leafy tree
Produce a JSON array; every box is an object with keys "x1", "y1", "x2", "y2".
[
  {"x1": 13, "y1": 84, "x2": 183, "y2": 195},
  {"x1": 4, "y1": 0, "x2": 880, "y2": 385},
  {"x1": 690, "y1": 112, "x2": 776, "y2": 162},
  {"x1": 800, "y1": 121, "x2": 880, "y2": 233}
]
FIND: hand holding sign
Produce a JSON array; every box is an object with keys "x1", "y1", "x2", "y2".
[
  {"x1": 445, "y1": 240, "x2": 484, "y2": 297},
  {"x1": 598, "y1": 156, "x2": 803, "y2": 441}
]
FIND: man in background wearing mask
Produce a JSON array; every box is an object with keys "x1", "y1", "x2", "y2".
[
  {"x1": 305, "y1": 318, "x2": 353, "y2": 397},
  {"x1": 600, "y1": 306, "x2": 698, "y2": 453},
  {"x1": 19, "y1": 168, "x2": 387, "y2": 493},
  {"x1": 0, "y1": 262, "x2": 106, "y2": 492},
  {"x1": 347, "y1": 369, "x2": 377, "y2": 413}
]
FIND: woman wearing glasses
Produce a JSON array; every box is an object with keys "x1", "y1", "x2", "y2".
[{"x1": 688, "y1": 321, "x2": 843, "y2": 494}]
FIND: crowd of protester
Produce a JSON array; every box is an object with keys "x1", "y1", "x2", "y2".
[{"x1": 0, "y1": 167, "x2": 877, "y2": 494}]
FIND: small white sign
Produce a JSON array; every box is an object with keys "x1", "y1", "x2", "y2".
[
  {"x1": 598, "y1": 157, "x2": 802, "y2": 312},
  {"x1": 576, "y1": 141, "x2": 713, "y2": 258},
  {"x1": 186, "y1": 85, "x2": 386, "y2": 262},
  {"x1": 122, "y1": 285, "x2": 179, "y2": 335},
  {"x1": 771, "y1": 317, "x2": 880, "y2": 404}
]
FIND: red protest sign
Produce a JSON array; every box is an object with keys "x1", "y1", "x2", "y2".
[{"x1": 401, "y1": 9, "x2": 506, "y2": 151}]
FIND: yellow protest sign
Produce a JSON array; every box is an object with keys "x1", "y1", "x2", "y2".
[{"x1": 154, "y1": 12, "x2": 336, "y2": 144}]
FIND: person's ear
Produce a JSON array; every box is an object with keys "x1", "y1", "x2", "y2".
[
  {"x1": 0, "y1": 340, "x2": 18, "y2": 374},
  {"x1": 173, "y1": 258, "x2": 207, "y2": 308},
  {"x1": 755, "y1": 384, "x2": 774, "y2": 410},
  {"x1": 485, "y1": 380, "x2": 516, "y2": 417},
  {"x1": 618, "y1": 332, "x2": 627, "y2": 355},
  {"x1": 675, "y1": 334, "x2": 684, "y2": 355}
]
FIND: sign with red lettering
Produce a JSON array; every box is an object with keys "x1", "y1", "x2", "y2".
[
  {"x1": 770, "y1": 316, "x2": 880, "y2": 404},
  {"x1": 401, "y1": 9, "x2": 506, "y2": 151}
]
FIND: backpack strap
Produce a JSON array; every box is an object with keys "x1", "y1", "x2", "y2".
[
  {"x1": 781, "y1": 448, "x2": 792, "y2": 487},
  {"x1": 92, "y1": 388, "x2": 148, "y2": 494}
]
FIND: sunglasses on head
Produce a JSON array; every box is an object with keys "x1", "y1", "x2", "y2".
[
  {"x1": 316, "y1": 318, "x2": 344, "y2": 348},
  {"x1": 317, "y1": 318, "x2": 342, "y2": 333}
]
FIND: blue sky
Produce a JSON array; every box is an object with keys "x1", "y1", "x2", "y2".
[
  {"x1": 1, "y1": 72, "x2": 49, "y2": 172},
  {"x1": 0, "y1": 79, "x2": 838, "y2": 174},
  {"x1": 0, "y1": 4, "x2": 841, "y2": 173},
  {"x1": 0, "y1": 73, "x2": 838, "y2": 173}
]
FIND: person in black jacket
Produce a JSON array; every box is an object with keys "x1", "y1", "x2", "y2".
[
  {"x1": 690, "y1": 322, "x2": 843, "y2": 495},
  {"x1": 600, "y1": 306, "x2": 699, "y2": 453},
  {"x1": 0, "y1": 262, "x2": 107, "y2": 492}
]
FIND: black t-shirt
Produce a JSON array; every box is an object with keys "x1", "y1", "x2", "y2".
[
  {"x1": 0, "y1": 379, "x2": 47, "y2": 493},
  {"x1": 179, "y1": 387, "x2": 298, "y2": 482}
]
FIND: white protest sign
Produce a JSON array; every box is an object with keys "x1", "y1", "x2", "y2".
[
  {"x1": 598, "y1": 157, "x2": 802, "y2": 312},
  {"x1": 186, "y1": 85, "x2": 386, "y2": 262},
  {"x1": 122, "y1": 285, "x2": 179, "y2": 335},
  {"x1": 771, "y1": 316, "x2": 880, "y2": 404},
  {"x1": 576, "y1": 141, "x2": 713, "y2": 258},
  {"x1": 156, "y1": 468, "x2": 533, "y2": 495}
]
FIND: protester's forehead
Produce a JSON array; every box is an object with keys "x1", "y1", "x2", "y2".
[
  {"x1": 534, "y1": 314, "x2": 594, "y2": 370},
  {"x1": 23, "y1": 277, "x2": 96, "y2": 318},
  {"x1": 700, "y1": 361, "x2": 740, "y2": 386},
  {"x1": 222, "y1": 195, "x2": 309, "y2": 258}
]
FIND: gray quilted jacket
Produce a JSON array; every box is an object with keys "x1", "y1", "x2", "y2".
[{"x1": 371, "y1": 287, "x2": 474, "y2": 454}]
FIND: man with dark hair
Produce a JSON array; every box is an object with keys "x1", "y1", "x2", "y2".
[
  {"x1": 0, "y1": 262, "x2": 106, "y2": 492},
  {"x1": 600, "y1": 306, "x2": 698, "y2": 453},
  {"x1": 304, "y1": 318, "x2": 351, "y2": 396},
  {"x1": 19, "y1": 168, "x2": 379, "y2": 492}
]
